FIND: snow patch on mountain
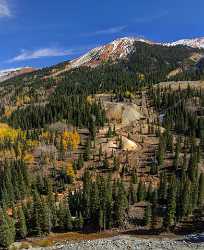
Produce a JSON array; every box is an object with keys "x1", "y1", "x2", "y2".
[{"x1": 165, "y1": 37, "x2": 204, "y2": 49}]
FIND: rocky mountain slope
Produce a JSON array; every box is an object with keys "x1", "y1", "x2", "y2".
[
  {"x1": 70, "y1": 37, "x2": 156, "y2": 68},
  {"x1": 66, "y1": 36, "x2": 204, "y2": 70},
  {"x1": 45, "y1": 37, "x2": 204, "y2": 79},
  {"x1": 1, "y1": 37, "x2": 204, "y2": 83},
  {"x1": 48, "y1": 37, "x2": 157, "y2": 77},
  {"x1": 69, "y1": 36, "x2": 204, "y2": 70},
  {"x1": 1, "y1": 37, "x2": 204, "y2": 82}
]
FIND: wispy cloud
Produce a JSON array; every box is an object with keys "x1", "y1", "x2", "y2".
[
  {"x1": 83, "y1": 25, "x2": 127, "y2": 37},
  {"x1": 134, "y1": 10, "x2": 169, "y2": 23},
  {"x1": 0, "y1": 0, "x2": 11, "y2": 17},
  {"x1": 8, "y1": 47, "x2": 83, "y2": 62}
]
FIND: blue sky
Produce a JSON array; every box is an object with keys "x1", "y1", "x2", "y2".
[{"x1": 0, "y1": 0, "x2": 203, "y2": 70}]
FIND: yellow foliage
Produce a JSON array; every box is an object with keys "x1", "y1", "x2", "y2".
[
  {"x1": 41, "y1": 131, "x2": 50, "y2": 141},
  {"x1": 138, "y1": 73, "x2": 145, "y2": 81},
  {"x1": 86, "y1": 95, "x2": 94, "y2": 104},
  {"x1": 26, "y1": 139, "x2": 39, "y2": 148},
  {"x1": 0, "y1": 123, "x2": 37, "y2": 157},
  {"x1": 71, "y1": 129, "x2": 80, "y2": 151},
  {"x1": 66, "y1": 160, "x2": 75, "y2": 178},
  {"x1": 124, "y1": 91, "x2": 134, "y2": 99},
  {"x1": 62, "y1": 129, "x2": 80, "y2": 151},
  {"x1": 0, "y1": 123, "x2": 31, "y2": 145},
  {"x1": 0, "y1": 123, "x2": 19, "y2": 141},
  {"x1": 23, "y1": 153, "x2": 34, "y2": 164}
]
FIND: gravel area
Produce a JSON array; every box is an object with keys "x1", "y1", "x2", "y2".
[{"x1": 35, "y1": 234, "x2": 204, "y2": 250}]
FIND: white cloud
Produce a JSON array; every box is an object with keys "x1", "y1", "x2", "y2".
[
  {"x1": 0, "y1": 0, "x2": 11, "y2": 17},
  {"x1": 84, "y1": 25, "x2": 127, "y2": 37},
  {"x1": 8, "y1": 48, "x2": 79, "y2": 62}
]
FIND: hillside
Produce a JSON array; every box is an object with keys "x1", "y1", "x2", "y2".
[
  {"x1": 0, "y1": 37, "x2": 204, "y2": 249},
  {"x1": 0, "y1": 38, "x2": 204, "y2": 128}
]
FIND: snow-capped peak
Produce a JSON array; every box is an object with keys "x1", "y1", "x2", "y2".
[
  {"x1": 70, "y1": 37, "x2": 156, "y2": 69},
  {"x1": 165, "y1": 37, "x2": 204, "y2": 49}
]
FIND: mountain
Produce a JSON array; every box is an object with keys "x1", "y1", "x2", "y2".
[
  {"x1": 2, "y1": 37, "x2": 204, "y2": 82},
  {"x1": 2, "y1": 36, "x2": 204, "y2": 86},
  {"x1": 47, "y1": 37, "x2": 204, "y2": 78},
  {"x1": 1, "y1": 37, "x2": 204, "y2": 82},
  {"x1": 165, "y1": 37, "x2": 204, "y2": 49},
  {"x1": 1, "y1": 36, "x2": 204, "y2": 246},
  {"x1": 48, "y1": 37, "x2": 158, "y2": 77},
  {"x1": 0, "y1": 67, "x2": 36, "y2": 82},
  {"x1": 68, "y1": 36, "x2": 204, "y2": 70},
  {"x1": 70, "y1": 37, "x2": 156, "y2": 68}
]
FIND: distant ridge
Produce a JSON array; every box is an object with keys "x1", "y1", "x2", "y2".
[{"x1": 0, "y1": 67, "x2": 36, "y2": 82}]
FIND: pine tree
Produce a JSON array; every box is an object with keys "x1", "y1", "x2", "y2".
[
  {"x1": 78, "y1": 212, "x2": 84, "y2": 231},
  {"x1": 107, "y1": 126, "x2": 112, "y2": 138},
  {"x1": 89, "y1": 118, "x2": 96, "y2": 139},
  {"x1": 104, "y1": 175, "x2": 113, "y2": 229},
  {"x1": 118, "y1": 136, "x2": 123, "y2": 149},
  {"x1": 137, "y1": 180, "x2": 146, "y2": 202},
  {"x1": 99, "y1": 208, "x2": 104, "y2": 232},
  {"x1": 65, "y1": 206, "x2": 73, "y2": 231},
  {"x1": 18, "y1": 206, "x2": 28, "y2": 239},
  {"x1": 113, "y1": 125, "x2": 116, "y2": 136},
  {"x1": 77, "y1": 154, "x2": 84, "y2": 170},
  {"x1": 147, "y1": 184, "x2": 153, "y2": 202},
  {"x1": 98, "y1": 143, "x2": 103, "y2": 161},
  {"x1": 22, "y1": 203, "x2": 32, "y2": 235},
  {"x1": 90, "y1": 182, "x2": 100, "y2": 224},
  {"x1": 47, "y1": 185, "x2": 57, "y2": 230},
  {"x1": 114, "y1": 181, "x2": 128, "y2": 226},
  {"x1": 0, "y1": 208, "x2": 15, "y2": 248},
  {"x1": 41, "y1": 200, "x2": 52, "y2": 234},
  {"x1": 82, "y1": 170, "x2": 92, "y2": 218},
  {"x1": 131, "y1": 172, "x2": 138, "y2": 184},
  {"x1": 165, "y1": 176, "x2": 177, "y2": 229},
  {"x1": 151, "y1": 204, "x2": 158, "y2": 230},
  {"x1": 159, "y1": 173, "x2": 168, "y2": 204},
  {"x1": 180, "y1": 179, "x2": 191, "y2": 218},
  {"x1": 144, "y1": 204, "x2": 152, "y2": 226},
  {"x1": 84, "y1": 137, "x2": 91, "y2": 161},
  {"x1": 128, "y1": 182, "x2": 137, "y2": 205},
  {"x1": 31, "y1": 191, "x2": 42, "y2": 236},
  {"x1": 58, "y1": 201, "x2": 67, "y2": 231}
]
